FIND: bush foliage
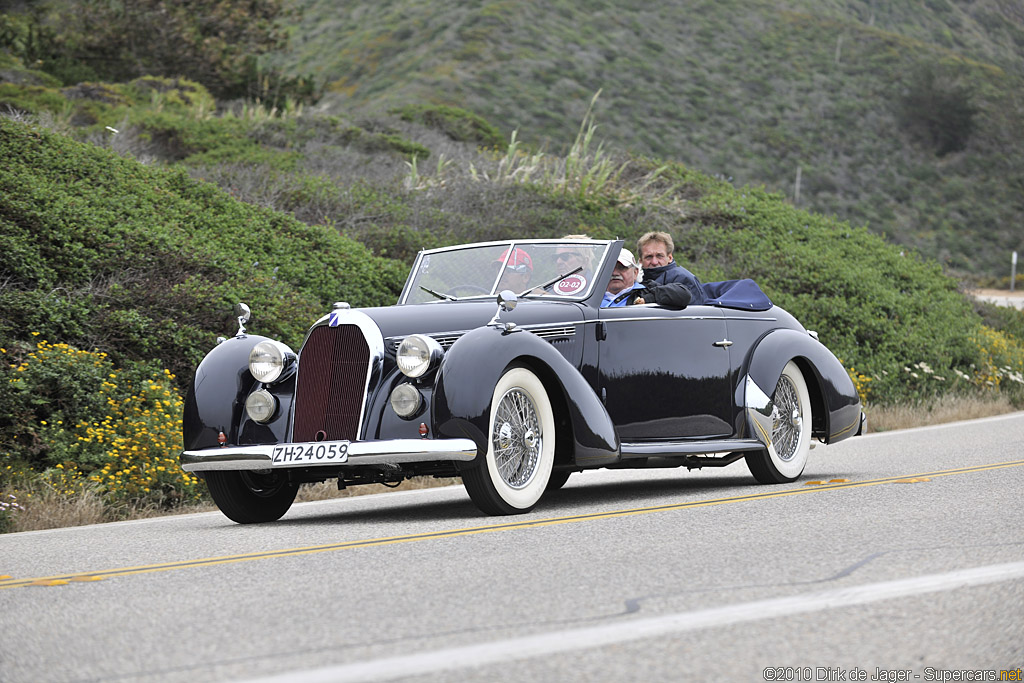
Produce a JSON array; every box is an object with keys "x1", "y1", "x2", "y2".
[
  {"x1": 1, "y1": 339, "x2": 201, "y2": 508},
  {"x1": 0, "y1": 116, "x2": 407, "y2": 384}
]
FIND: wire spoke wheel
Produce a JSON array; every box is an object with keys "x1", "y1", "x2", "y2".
[
  {"x1": 745, "y1": 361, "x2": 812, "y2": 484},
  {"x1": 772, "y1": 374, "x2": 803, "y2": 461},
  {"x1": 493, "y1": 388, "x2": 543, "y2": 489},
  {"x1": 462, "y1": 366, "x2": 555, "y2": 515}
]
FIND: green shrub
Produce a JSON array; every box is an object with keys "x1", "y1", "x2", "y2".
[
  {"x1": 0, "y1": 83, "x2": 68, "y2": 115},
  {"x1": 0, "y1": 330, "x2": 202, "y2": 509},
  {"x1": 339, "y1": 126, "x2": 431, "y2": 159},
  {"x1": 391, "y1": 103, "x2": 505, "y2": 147},
  {"x1": 0, "y1": 116, "x2": 408, "y2": 385}
]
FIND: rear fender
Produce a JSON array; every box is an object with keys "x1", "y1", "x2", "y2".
[
  {"x1": 432, "y1": 326, "x2": 620, "y2": 466},
  {"x1": 743, "y1": 329, "x2": 862, "y2": 444}
]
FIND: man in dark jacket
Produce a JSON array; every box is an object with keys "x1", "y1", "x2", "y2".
[
  {"x1": 637, "y1": 231, "x2": 705, "y2": 304},
  {"x1": 602, "y1": 248, "x2": 691, "y2": 309}
]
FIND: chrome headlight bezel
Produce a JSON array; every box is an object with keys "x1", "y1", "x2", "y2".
[
  {"x1": 248, "y1": 340, "x2": 296, "y2": 384},
  {"x1": 396, "y1": 334, "x2": 444, "y2": 378},
  {"x1": 389, "y1": 383, "x2": 423, "y2": 419},
  {"x1": 245, "y1": 389, "x2": 278, "y2": 423}
]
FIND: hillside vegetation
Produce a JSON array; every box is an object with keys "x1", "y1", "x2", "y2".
[
  {"x1": 275, "y1": 0, "x2": 1024, "y2": 279},
  {"x1": 1, "y1": 1, "x2": 1023, "y2": 529}
]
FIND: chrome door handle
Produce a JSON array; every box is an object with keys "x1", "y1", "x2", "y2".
[{"x1": 713, "y1": 339, "x2": 733, "y2": 347}]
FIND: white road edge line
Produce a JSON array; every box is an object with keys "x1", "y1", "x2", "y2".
[
  {"x1": 240, "y1": 561, "x2": 1024, "y2": 683},
  {"x1": 854, "y1": 409, "x2": 1024, "y2": 439}
]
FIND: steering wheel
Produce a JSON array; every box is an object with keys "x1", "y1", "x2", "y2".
[{"x1": 447, "y1": 284, "x2": 491, "y2": 296}]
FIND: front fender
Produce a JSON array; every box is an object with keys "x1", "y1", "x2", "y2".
[
  {"x1": 744, "y1": 329, "x2": 862, "y2": 443},
  {"x1": 432, "y1": 326, "x2": 620, "y2": 466},
  {"x1": 183, "y1": 335, "x2": 271, "y2": 450}
]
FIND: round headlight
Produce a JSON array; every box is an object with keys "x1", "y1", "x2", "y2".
[
  {"x1": 248, "y1": 340, "x2": 295, "y2": 383},
  {"x1": 396, "y1": 334, "x2": 443, "y2": 378},
  {"x1": 389, "y1": 383, "x2": 423, "y2": 419},
  {"x1": 245, "y1": 389, "x2": 277, "y2": 423}
]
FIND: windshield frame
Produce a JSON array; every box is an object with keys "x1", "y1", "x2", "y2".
[{"x1": 397, "y1": 239, "x2": 615, "y2": 305}]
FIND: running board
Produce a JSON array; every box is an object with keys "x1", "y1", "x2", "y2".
[{"x1": 619, "y1": 439, "x2": 764, "y2": 459}]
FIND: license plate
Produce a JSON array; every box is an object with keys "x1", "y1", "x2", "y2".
[{"x1": 271, "y1": 441, "x2": 350, "y2": 465}]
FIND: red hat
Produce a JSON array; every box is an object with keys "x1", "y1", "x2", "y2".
[{"x1": 496, "y1": 247, "x2": 532, "y2": 272}]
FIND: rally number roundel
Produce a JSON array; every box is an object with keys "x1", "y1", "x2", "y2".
[{"x1": 554, "y1": 274, "x2": 587, "y2": 296}]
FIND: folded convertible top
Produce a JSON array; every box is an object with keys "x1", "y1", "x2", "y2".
[{"x1": 702, "y1": 278, "x2": 773, "y2": 311}]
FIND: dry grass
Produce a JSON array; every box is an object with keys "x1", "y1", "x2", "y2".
[
  {"x1": 865, "y1": 394, "x2": 1018, "y2": 432},
  {"x1": 9, "y1": 486, "x2": 109, "y2": 532},
  {"x1": 6, "y1": 483, "x2": 220, "y2": 533},
  {"x1": 6, "y1": 476, "x2": 459, "y2": 533}
]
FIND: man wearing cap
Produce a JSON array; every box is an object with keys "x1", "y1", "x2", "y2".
[
  {"x1": 494, "y1": 247, "x2": 534, "y2": 293},
  {"x1": 602, "y1": 248, "x2": 692, "y2": 308}
]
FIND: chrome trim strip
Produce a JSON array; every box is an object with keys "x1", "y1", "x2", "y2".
[
  {"x1": 744, "y1": 375, "x2": 778, "y2": 459},
  {"x1": 181, "y1": 438, "x2": 478, "y2": 471},
  {"x1": 299, "y1": 309, "x2": 385, "y2": 441},
  {"x1": 385, "y1": 310, "x2": 780, "y2": 351},
  {"x1": 388, "y1": 323, "x2": 577, "y2": 351},
  {"x1": 597, "y1": 315, "x2": 778, "y2": 323},
  {"x1": 620, "y1": 439, "x2": 764, "y2": 457}
]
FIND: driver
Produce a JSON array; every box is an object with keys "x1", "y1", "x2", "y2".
[
  {"x1": 494, "y1": 247, "x2": 533, "y2": 293},
  {"x1": 555, "y1": 235, "x2": 595, "y2": 281}
]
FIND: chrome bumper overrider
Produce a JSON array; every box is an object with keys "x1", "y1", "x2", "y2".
[{"x1": 180, "y1": 438, "x2": 479, "y2": 472}]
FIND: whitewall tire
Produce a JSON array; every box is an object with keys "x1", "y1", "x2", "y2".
[
  {"x1": 745, "y1": 361, "x2": 812, "y2": 484},
  {"x1": 462, "y1": 366, "x2": 555, "y2": 515}
]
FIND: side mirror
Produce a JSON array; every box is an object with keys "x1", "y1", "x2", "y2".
[
  {"x1": 488, "y1": 290, "x2": 520, "y2": 331},
  {"x1": 496, "y1": 289, "x2": 518, "y2": 312},
  {"x1": 234, "y1": 302, "x2": 251, "y2": 337}
]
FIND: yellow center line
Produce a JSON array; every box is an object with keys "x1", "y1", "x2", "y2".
[{"x1": 2, "y1": 460, "x2": 1022, "y2": 589}]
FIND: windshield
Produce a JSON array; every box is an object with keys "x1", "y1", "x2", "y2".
[{"x1": 400, "y1": 240, "x2": 612, "y2": 304}]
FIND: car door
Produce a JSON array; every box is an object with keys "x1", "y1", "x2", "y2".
[{"x1": 596, "y1": 305, "x2": 734, "y2": 440}]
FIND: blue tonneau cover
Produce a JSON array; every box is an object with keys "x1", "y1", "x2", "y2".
[{"x1": 702, "y1": 279, "x2": 773, "y2": 311}]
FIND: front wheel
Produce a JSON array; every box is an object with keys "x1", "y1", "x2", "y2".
[
  {"x1": 462, "y1": 366, "x2": 555, "y2": 515},
  {"x1": 745, "y1": 361, "x2": 812, "y2": 484},
  {"x1": 204, "y1": 470, "x2": 298, "y2": 524}
]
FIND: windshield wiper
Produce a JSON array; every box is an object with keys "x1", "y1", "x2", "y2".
[
  {"x1": 518, "y1": 266, "x2": 584, "y2": 297},
  {"x1": 420, "y1": 285, "x2": 458, "y2": 301}
]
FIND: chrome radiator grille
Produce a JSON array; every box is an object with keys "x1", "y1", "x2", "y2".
[{"x1": 292, "y1": 324, "x2": 370, "y2": 442}]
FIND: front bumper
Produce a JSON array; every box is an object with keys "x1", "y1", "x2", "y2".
[{"x1": 181, "y1": 438, "x2": 479, "y2": 472}]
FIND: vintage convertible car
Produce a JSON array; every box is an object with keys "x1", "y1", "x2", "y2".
[{"x1": 180, "y1": 238, "x2": 865, "y2": 523}]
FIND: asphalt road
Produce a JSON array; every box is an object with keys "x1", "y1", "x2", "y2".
[{"x1": 2, "y1": 413, "x2": 1023, "y2": 683}]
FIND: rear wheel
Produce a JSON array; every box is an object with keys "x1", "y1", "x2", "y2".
[
  {"x1": 462, "y1": 367, "x2": 555, "y2": 515},
  {"x1": 745, "y1": 361, "x2": 812, "y2": 484},
  {"x1": 205, "y1": 470, "x2": 298, "y2": 524}
]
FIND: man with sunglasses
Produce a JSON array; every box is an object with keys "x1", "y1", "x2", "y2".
[{"x1": 554, "y1": 246, "x2": 589, "y2": 277}]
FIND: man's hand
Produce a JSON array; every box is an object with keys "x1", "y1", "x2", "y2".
[{"x1": 632, "y1": 297, "x2": 645, "y2": 305}]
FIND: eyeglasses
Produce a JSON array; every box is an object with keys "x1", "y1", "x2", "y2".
[
  {"x1": 504, "y1": 264, "x2": 531, "y2": 274},
  {"x1": 555, "y1": 252, "x2": 582, "y2": 262}
]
